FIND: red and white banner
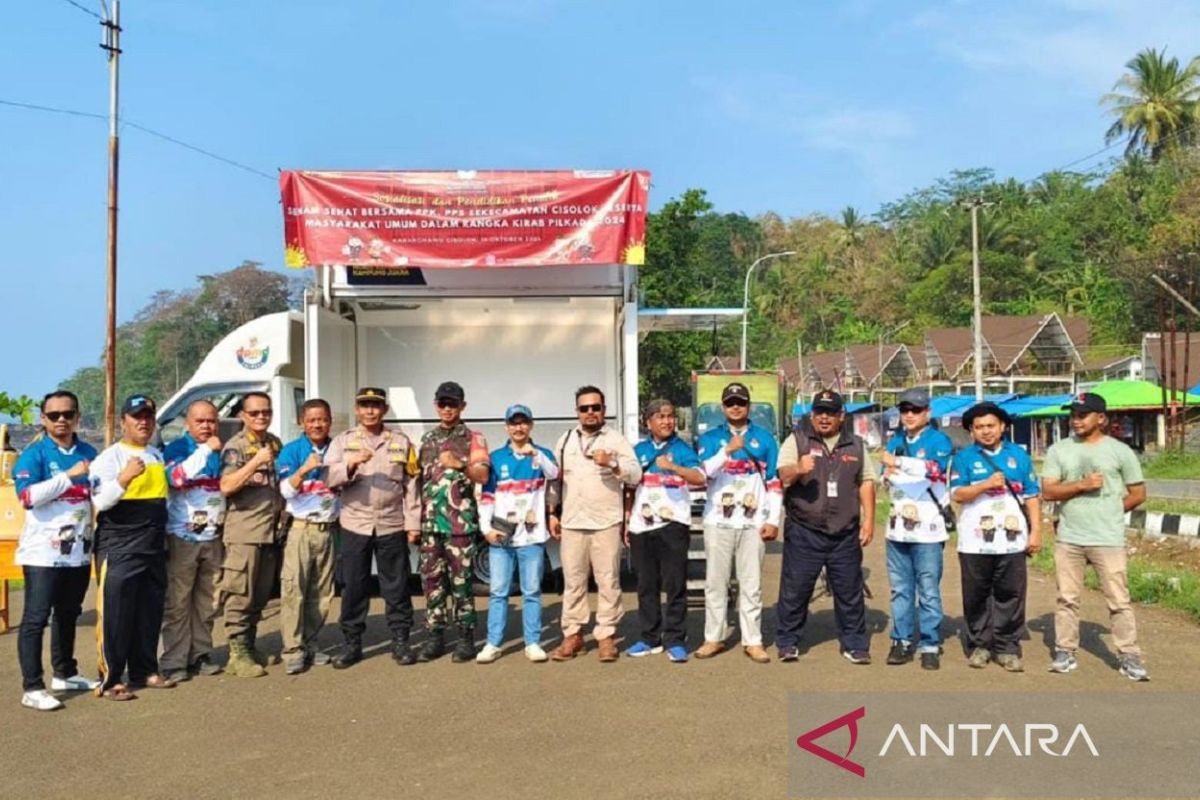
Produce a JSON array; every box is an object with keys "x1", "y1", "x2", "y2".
[{"x1": 280, "y1": 170, "x2": 649, "y2": 269}]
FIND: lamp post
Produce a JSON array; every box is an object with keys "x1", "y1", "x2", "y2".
[
  {"x1": 740, "y1": 251, "x2": 795, "y2": 369},
  {"x1": 877, "y1": 320, "x2": 911, "y2": 400}
]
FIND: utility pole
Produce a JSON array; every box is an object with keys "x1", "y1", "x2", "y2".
[
  {"x1": 958, "y1": 197, "x2": 994, "y2": 402},
  {"x1": 101, "y1": 1, "x2": 121, "y2": 445},
  {"x1": 797, "y1": 339, "x2": 805, "y2": 407},
  {"x1": 739, "y1": 250, "x2": 795, "y2": 369}
]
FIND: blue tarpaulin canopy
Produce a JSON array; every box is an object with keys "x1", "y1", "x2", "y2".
[{"x1": 998, "y1": 394, "x2": 1075, "y2": 418}]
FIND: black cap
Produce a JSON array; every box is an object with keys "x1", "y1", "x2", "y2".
[
  {"x1": 121, "y1": 394, "x2": 156, "y2": 417},
  {"x1": 897, "y1": 388, "x2": 930, "y2": 409},
  {"x1": 355, "y1": 387, "x2": 387, "y2": 403},
  {"x1": 721, "y1": 382, "x2": 751, "y2": 403},
  {"x1": 435, "y1": 381, "x2": 465, "y2": 403},
  {"x1": 812, "y1": 389, "x2": 844, "y2": 413},
  {"x1": 962, "y1": 401, "x2": 1011, "y2": 429},
  {"x1": 1064, "y1": 392, "x2": 1106, "y2": 414}
]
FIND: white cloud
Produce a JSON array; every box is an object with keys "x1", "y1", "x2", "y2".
[{"x1": 913, "y1": 0, "x2": 1200, "y2": 93}]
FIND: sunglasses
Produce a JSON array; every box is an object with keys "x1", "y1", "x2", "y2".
[
  {"x1": 723, "y1": 398, "x2": 749, "y2": 408},
  {"x1": 244, "y1": 409, "x2": 273, "y2": 418},
  {"x1": 436, "y1": 399, "x2": 462, "y2": 409},
  {"x1": 577, "y1": 403, "x2": 604, "y2": 413},
  {"x1": 45, "y1": 410, "x2": 78, "y2": 422},
  {"x1": 812, "y1": 409, "x2": 840, "y2": 418},
  {"x1": 898, "y1": 405, "x2": 926, "y2": 414}
]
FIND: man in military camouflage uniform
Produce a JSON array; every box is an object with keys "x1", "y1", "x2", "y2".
[
  {"x1": 218, "y1": 391, "x2": 284, "y2": 678},
  {"x1": 417, "y1": 381, "x2": 491, "y2": 663}
]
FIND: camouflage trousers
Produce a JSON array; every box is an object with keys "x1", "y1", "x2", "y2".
[{"x1": 420, "y1": 532, "x2": 476, "y2": 632}]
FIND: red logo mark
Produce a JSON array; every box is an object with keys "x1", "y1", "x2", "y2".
[{"x1": 796, "y1": 706, "x2": 866, "y2": 777}]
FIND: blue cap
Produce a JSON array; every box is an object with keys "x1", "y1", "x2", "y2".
[
  {"x1": 504, "y1": 404, "x2": 533, "y2": 422},
  {"x1": 121, "y1": 394, "x2": 156, "y2": 417}
]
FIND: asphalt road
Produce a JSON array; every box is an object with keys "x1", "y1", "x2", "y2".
[
  {"x1": 4, "y1": 534, "x2": 1199, "y2": 800},
  {"x1": 1145, "y1": 479, "x2": 1200, "y2": 500}
]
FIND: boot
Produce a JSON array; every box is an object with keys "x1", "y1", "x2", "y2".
[
  {"x1": 417, "y1": 630, "x2": 446, "y2": 662},
  {"x1": 226, "y1": 635, "x2": 267, "y2": 678},
  {"x1": 451, "y1": 626, "x2": 477, "y2": 663},
  {"x1": 392, "y1": 635, "x2": 416, "y2": 666},
  {"x1": 246, "y1": 627, "x2": 270, "y2": 667}
]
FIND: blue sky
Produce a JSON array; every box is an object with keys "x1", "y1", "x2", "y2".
[{"x1": 2, "y1": 0, "x2": 1199, "y2": 401}]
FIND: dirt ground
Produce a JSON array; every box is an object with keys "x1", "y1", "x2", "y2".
[{"x1": 4, "y1": 532, "x2": 1199, "y2": 800}]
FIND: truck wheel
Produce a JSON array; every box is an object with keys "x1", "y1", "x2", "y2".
[{"x1": 472, "y1": 547, "x2": 492, "y2": 596}]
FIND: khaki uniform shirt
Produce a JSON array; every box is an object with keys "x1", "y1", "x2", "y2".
[
  {"x1": 221, "y1": 429, "x2": 283, "y2": 545},
  {"x1": 553, "y1": 425, "x2": 642, "y2": 530},
  {"x1": 325, "y1": 425, "x2": 421, "y2": 536}
]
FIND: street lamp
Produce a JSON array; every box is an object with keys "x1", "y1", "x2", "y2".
[
  {"x1": 740, "y1": 251, "x2": 796, "y2": 369},
  {"x1": 878, "y1": 320, "x2": 911, "y2": 392}
]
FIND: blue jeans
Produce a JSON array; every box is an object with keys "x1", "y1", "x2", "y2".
[
  {"x1": 487, "y1": 543, "x2": 545, "y2": 647},
  {"x1": 886, "y1": 541, "x2": 945, "y2": 653}
]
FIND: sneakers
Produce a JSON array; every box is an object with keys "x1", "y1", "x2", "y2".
[
  {"x1": 284, "y1": 653, "x2": 308, "y2": 675},
  {"x1": 50, "y1": 674, "x2": 100, "y2": 692},
  {"x1": 626, "y1": 641, "x2": 664, "y2": 658},
  {"x1": 191, "y1": 656, "x2": 223, "y2": 676},
  {"x1": 524, "y1": 644, "x2": 549, "y2": 663},
  {"x1": 995, "y1": 653, "x2": 1024, "y2": 673},
  {"x1": 778, "y1": 645, "x2": 800, "y2": 663},
  {"x1": 162, "y1": 669, "x2": 192, "y2": 683},
  {"x1": 841, "y1": 649, "x2": 872, "y2": 665},
  {"x1": 1119, "y1": 654, "x2": 1150, "y2": 682},
  {"x1": 307, "y1": 650, "x2": 332, "y2": 667},
  {"x1": 21, "y1": 690, "x2": 64, "y2": 712},
  {"x1": 920, "y1": 652, "x2": 940, "y2": 671},
  {"x1": 1048, "y1": 649, "x2": 1078, "y2": 674},
  {"x1": 666, "y1": 645, "x2": 689, "y2": 663},
  {"x1": 967, "y1": 648, "x2": 991, "y2": 669},
  {"x1": 476, "y1": 644, "x2": 503, "y2": 664},
  {"x1": 886, "y1": 642, "x2": 914, "y2": 666}
]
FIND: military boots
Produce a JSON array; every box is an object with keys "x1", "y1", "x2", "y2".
[
  {"x1": 417, "y1": 630, "x2": 445, "y2": 662},
  {"x1": 227, "y1": 635, "x2": 267, "y2": 678},
  {"x1": 451, "y1": 626, "x2": 477, "y2": 663}
]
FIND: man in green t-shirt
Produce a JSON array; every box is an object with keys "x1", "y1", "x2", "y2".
[{"x1": 1041, "y1": 393, "x2": 1148, "y2": 681}]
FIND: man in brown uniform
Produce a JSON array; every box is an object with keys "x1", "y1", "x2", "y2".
[
  {"x1": 218, "y1": 391, "x2": 283, "y2": 678},
  {"x1": 325, "y1": 387, "x2": 422, "y2": 669}
]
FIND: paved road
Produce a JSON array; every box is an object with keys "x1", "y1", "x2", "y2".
[
  {"x1": 4, "y1": 534, "x2": 1198, "y2": 800},
  {"x1": 1145, "y1": 479, "x2": 1200, "y2": 500}
]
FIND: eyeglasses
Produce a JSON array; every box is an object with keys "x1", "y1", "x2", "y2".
[
  {"x1": 244, "y1": 409, "x2": 273, "y2": 418},
  {"x1": 577, "y1": 404, "x2": 604, "y2": 413},
  {"x1": 436, "y1": 399, "x2": 461, "y2": 409},
  {"x1": 898, "y1": 405, "x2": 926, "y2": 415},
  {"x1": 44, "y1": 410, "x2": 77, "y2": 422},
  {"x1": 723, "y1": 398, "x2": 749, "y2": 408}
]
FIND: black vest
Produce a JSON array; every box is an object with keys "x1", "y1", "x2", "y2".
[{"x1": 784, "y1": 423, "x2": 865, "y2": 535}]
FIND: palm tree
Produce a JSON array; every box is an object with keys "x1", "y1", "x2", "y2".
[{"x1": 1102, "y1": 47, "x2": 1200, "y2": 160}]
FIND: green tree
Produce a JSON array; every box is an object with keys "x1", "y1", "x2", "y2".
[{"x1": 1103, "y1": 47, "x2": 1200, "y2": 160}]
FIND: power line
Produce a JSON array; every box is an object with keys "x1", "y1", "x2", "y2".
[
  {"x1": 0, "y1": 98, "x2": 275, "y2": 182},
  {"x1": 59, "y1": 0, "x2": 102, "y2": 20}
]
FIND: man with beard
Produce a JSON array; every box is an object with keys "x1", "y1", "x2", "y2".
[
  {"x1": 325, "y1": 388, "x2": 421, "y2": 669},
  {"x1": 416, "y1": 381, "x2": 491, "y2": 663},
  {"x1": 91, "y1": 395, "x2": 175, "y2": 699},
  {"x1": 1042, "y1": 392, "x2": 1148, "y2": 681},
  {"x1": 549, "y1": 385, "x2": 641, "y2": 663},
  {"x1": 775, "y1": 390, "x2": 876, "y2": 665}
]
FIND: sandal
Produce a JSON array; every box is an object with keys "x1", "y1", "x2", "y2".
[
  {"x1": 98, "y1": 684, "x2": 136, "y2": 701},
  {"x1": 140, "y1": 674, "x2": 178, "y2": 689}
]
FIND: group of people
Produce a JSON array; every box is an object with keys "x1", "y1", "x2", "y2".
[{"x1": 12, "y1": 377, "x2": 1151, "y2": 712}]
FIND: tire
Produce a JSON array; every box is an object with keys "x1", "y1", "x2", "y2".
[{"x1": 472, "y1": 546, "x2": 492, "y2": 596}]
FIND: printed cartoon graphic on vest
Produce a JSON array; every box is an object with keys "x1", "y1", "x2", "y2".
[
  {"x1": 721, "y1": 491, "x2": 735, "y2": 518},
  {"x1": 1004, "y1": 514, "x2": 1022, "y2": 541},
  {"x1": 641, "y1": 503, "x2": 655, "y2": 526},
  {"x1": 899, "y1": 502, "x2": 920, "y2": 532},
  {"x1": 741, "y1": 493, "x2": 757, "y2": 519},
  {"x1": 980, "y1": 515, "x2": 996, "y2": 543},
  {"x1": 524, "y1": 509, "x2": 537, "y2": 533}
]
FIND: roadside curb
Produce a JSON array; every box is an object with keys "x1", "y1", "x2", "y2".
[{"x1": 1126, "y1": 509, "x2": 1200, "y2": 537}]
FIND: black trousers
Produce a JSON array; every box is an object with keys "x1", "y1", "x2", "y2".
[
  {"x1": 339, "y1": 529, "x2": 413, "y2": 641},
  {"x1": 959, "y1": 552, "x2": 1027, "y2": 656},
  {"x1": 18, "y1": 565, "x2": 91, "y2": 691},
  {"x1": 630, "y1": 522, "x2": 690, "y2": 647},
  {"x1": 776, "y1": 520, "x2": 868, "y2": 652},
  {"x1": 97, "y1": 550, "x2": 167, "y2": 690}
]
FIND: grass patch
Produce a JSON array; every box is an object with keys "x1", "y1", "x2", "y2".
[
  {"x1": 1143, "y1": 449, "x2": 1200, "y2": 480},
  {"x1": 1030, "y1": 532, "x2": 1200, "y2": 624},
  {"x1": 1141, "y1": 497, "x2": 1200, "y2": 517}
]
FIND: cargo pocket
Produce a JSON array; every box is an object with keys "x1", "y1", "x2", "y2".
[{"x1": 218, "y1": 548, "x2": 251, "y2": 598}]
